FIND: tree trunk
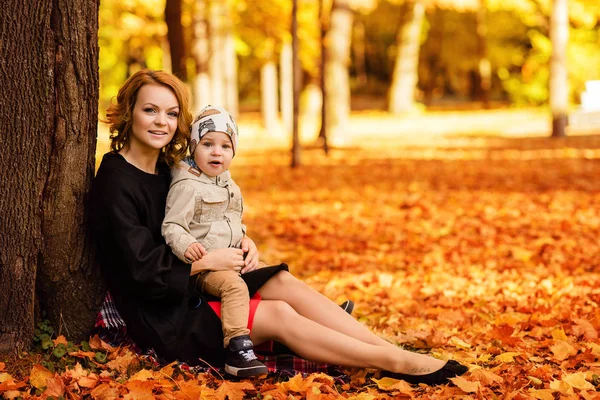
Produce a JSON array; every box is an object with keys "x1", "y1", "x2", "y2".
[
  {"x1": 324, "y1": 0, "x2": 353, "y2": 138},
  {"x1": 388, "y1": 0, "x2": 425, "y2": 114},
  {"x1": 291, "y1": 0, "x2": 301, "y2": 167},
  {"x1": 165, "y1": 0, "x2": 187, "y2": 81},
  {"x1": 209, "y1": 1, "x2": 226, "y2": 108},
  {"x1": 0, "y1": 0, "x2": 102, "y2": 353},
  {"x1": 318, "y1": 0, "x2": 329, "y2": 154},
  {"x1": 261, "y1": 60, "x2": 279, "y2": 134},
  {"x1": 550, "y1": 0, "x2": 568, "y2": 137},
  {"x1": 224, "y1": 33, "x2": 239, "y2": 117},
  {"x1": 192, "y1": 0, "x2": 211, "y2": 113},
  {"x1": 476, "y1": 0, "x2": 491, "y2": 108},
  {"x1": 280, "y1": 42, "x2": 293, "y2": 135}
]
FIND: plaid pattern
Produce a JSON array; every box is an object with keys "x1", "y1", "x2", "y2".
[{"x1": 95, "y1": 292, "x2": 348, "y2": 380}]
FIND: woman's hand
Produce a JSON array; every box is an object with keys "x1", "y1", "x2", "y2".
[
  {"x1": 240, "y1": 236, "x2": 259, "y2": 274},
  {"x1": 190, "y1": 248, "x2": 245, "y2": 275}
]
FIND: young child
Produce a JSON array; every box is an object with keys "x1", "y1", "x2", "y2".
[{"x1": 162, "y1": 105, "x2": 268, "y2": 377}]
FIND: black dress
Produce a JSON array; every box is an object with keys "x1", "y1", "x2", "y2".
[{"x1": 90, "y1": 152, "x2": 287, "y2": 366}]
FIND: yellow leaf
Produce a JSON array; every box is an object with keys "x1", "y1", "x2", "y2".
[
  {"x1": 586, "y1": 342, "x2": 600, "y2": 357},
  {"x1": 550, "y1": 341, "x2": 577, "y2": 361},
  {"x1": 29, "y1": 364, "x2": 53, "y2": 390},
  {"x1": 551, "y1": 328, "x2": 568, "y2": 341},
  {"x1": 528, "y1": 389, "x2": 554, "y2": 400},
  {"x1": 0, "y1": 372, "x2": 12, "y2": 383},
  {"x1": 448, "y1": 336, "x2": 472, "y2": 349},
  {"x1": 128, "y1": 369, "x2": 154, "y2": 382},
  {"x1": 527, "y1": 376, "x2": 543, "y2": 386},
  {"x1": 371, "y1": 377, "x2": 413, "y2": 393},
  {"x1": 450, "y1": 376, "x2": 480, "y2": 393},
  {"x1": 495, "y1": 352, "x2": 520, "y2": 363},
  {"x1": 562, "y1": 372, "x2": 594, "y2": 390},
  {"x1": 549, "y1": 379, "x2": 574, "y2": 395}
]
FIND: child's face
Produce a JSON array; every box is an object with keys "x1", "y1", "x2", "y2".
[
  {"x1": 130, "y1": 84, "x2": 179, "y2": 152},
  {"x1": 193, "y1": 131, "x2": 234, "y2": 177}
]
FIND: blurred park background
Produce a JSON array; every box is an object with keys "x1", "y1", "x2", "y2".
[{"x1": 96, "y1": 0, "x2": 600, "y2": 160}]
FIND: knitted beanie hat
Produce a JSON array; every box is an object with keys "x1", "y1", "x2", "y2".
[{"x1": 190, "y1": 105, "x2": 239, "y2": 157}]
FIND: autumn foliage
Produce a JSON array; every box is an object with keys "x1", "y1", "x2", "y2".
[{"x1": 3, "y1": 134, "x2": 600, "y2": 399}]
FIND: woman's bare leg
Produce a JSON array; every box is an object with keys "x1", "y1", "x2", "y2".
[
  {"x1": 258, "y1": 271, "x2": 398, "y2": 349},
  {"x1": 250, "y1": 300, "x2": 445, "y2": 374}
]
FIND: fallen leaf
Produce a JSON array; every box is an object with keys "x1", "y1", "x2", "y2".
[
  {"x1": 528, "y1": 389, "x2": 554, "y2": 400},
  {"x1": 550, "y1": 341, "x2": 577, "y2": 361},
  {"x1": 53, "y1": 335, "x2": 68, "y2": 346},
  {"x1": 495, "y1": 352, "x2": 521, "y2": 363},
  {"x1": 371, "y1": 377, "x2": 413, "y2": 393},
  {"x1": 43, "y1": 375, "x2": 65, "y2": 397},
  {"x1": 562, "y1": 372, "x2": 594, "y2": 390},
  {"x1": 215, "y1": 380, "x2": 255, "y2": 400},
  {"x1": 29, "y1": 364, "x2": 54, "y2": 390},
  {"x1": 572, "y1": 318, "x2": 598, "y2": 340},
  {"x1": 449, "y1": 376, "x2": 480, "y2": 393}
]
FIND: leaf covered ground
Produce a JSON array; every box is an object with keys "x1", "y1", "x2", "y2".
[{"x1": 5, "y1": 123, "x2": 600, "y2": 399}]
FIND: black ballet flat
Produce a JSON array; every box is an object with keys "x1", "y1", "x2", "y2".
[{"x1": 381, "y1": 360, "x2": 468, "y2": 385}]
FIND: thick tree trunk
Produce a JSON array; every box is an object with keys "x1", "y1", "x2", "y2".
[
  {"x1": 291, "y1": 0, "x2": 301, "y2": 167},
  {"x1": 209, "y1": 1, "x2": 227, "y2": 109},
  {"x1": 550, "y1": 0, "x2": 568, "y2": 137},
  {"x1": 476, "y1": 0, "x2": 491, "y2": 108},
  {"x1": 192, "y1": 0, "x2": 211, "y2": 112},
  {"x1": 324, "y1": 0, "x2": 353, "y2": 138},
  {"x1": 280, "y1": 42, "x2": 293, "y2": 135},
  {"x1": 318, "y1": 0, "x2": 329, "y2": 154},
  {"x1": 261, "y1": 60, "x2": 279, "y2": 134},
  {"x1": 0, "y1": 0, "x2": 102, "y2": 353},
  {"x1": 388, "y1": 0, "x2": 425, "y2": 114},
  {"x1": 165, "y1": 0, "x2": 187, "y2": 81}
]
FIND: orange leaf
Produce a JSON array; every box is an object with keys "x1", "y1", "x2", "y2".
[
  {"x1": 371, "y1": 377, "x2": 413, "y2": 393},
  {"x1": 89, "y1": 334, "x2": 114, "y2": 351},
  {"x1": 528, "y1": 389, "x2": 554, "y2": 400},
  {"x1": 124, "y1": 379, "x2": 155, "y2": 400},
  {"x1": 550, "y1": 341, "x2": 577, "y2": 361},
  {"x1": 0, "y1": 362, "x2": 5, "y2": 371},
  {"x1": 572, "y1": 318, "x2": 598, "y2": 340},
  {"x1": 215, "y1": 381, "x2": 255, "y2": 400},
  {"x1": 91, "y1": 382, "x2": 121, "y2": 400},
  {"x1": 53, "y1": 335, "x2": 68, "y2": 346},
  {"x1": 43, "y1": 376, "x2": 65, "y2": 397},
  {"x1": 449, "y1": 376, "x2": 480, "y2": 393}
]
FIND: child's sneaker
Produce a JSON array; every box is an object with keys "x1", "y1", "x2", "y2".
[{"x1": 224, "y1": 335, "x2": 269, "y2": 378}]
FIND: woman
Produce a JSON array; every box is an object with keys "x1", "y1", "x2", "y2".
[{"x1": 90, "y1": 69, "x2": 467, "y2": 385}]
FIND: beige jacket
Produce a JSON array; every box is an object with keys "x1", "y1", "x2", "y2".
[{"x1": 162, "y1": 160, "x2": 246, "y2": 263}]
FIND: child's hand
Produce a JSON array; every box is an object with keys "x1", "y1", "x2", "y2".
[{"x1": 185, "y1": 242, "x2": 207, "y2": 261}]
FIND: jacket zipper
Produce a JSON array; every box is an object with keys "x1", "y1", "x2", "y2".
[{"x1": 225, "y1": 185, "x2": 233, "y2": 247}]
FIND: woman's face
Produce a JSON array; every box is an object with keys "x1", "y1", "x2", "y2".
[{"x1": 129, "y1": 84, "x2": 179, "y2": 153}]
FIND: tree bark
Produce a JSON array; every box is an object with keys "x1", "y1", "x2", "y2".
[
  {"x1": 280, "y1": 42, "x2": 293, "y2": 135},
  {"x1": 388, "y1": 0, "x2": 425, "y2": 114},
  {"x1": 261, "y1": 59, "x2": 279, "y2": 134},
  {"x1": 0, "y1": 0, "x2": 102, "y2": 353},
  {"x1": 165, "y1": 0, "x2": 187, "y2": 81},
  {"x1": 550, "y1": 0, "x2": 568, "y2": 137},
  {"x1": 192, "y1": 0, "x2": 211, "y2": 113},
  {"x1": 318, "y1": 0, "x2": 329, "y2": 154},
  {"x1": 324, "y1": 0, "x2": 353, "y2": 138},
  {"x1": 291, "y1": 0, "x2": 301, "y2": 167},
  {"x1": 476, "y1": 0, "x2": 491, "y2": 108}
]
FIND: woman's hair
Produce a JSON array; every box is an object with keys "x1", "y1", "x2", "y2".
[{"x1": 104, "y1": 70, "x2": 193, "y2": 167}]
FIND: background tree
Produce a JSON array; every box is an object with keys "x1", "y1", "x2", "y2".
[
  {"x1": 550, "y1": 0, "x2": 568, "y2": 137},
  {"x1": 0, "y1": 0, "x2": 102, "y2": 353},
  {"x1": 388, "y1": 0, "x2": 426, "y2": 113},
  {"x1": 165, "y1": 0, "x2": 187, "y2": 80}
]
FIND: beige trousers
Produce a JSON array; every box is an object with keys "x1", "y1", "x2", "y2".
[{"x1": 196, "y1": 270, "x2": 250, "y2": 347}]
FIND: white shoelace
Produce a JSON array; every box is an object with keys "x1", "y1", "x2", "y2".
[{"x1": 239, "y1": 349, "x2": 258, "y2": 362}]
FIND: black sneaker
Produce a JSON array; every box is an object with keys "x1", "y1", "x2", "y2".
[
  {"x1": 340, "y1": 300, "x2": 354, "y2": 315},
  {"x1": 224, "y1": 335, "x2": 269, "y2": 378}
]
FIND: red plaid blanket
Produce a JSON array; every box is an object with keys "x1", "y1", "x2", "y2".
[{"x1": 95, "y1": 293, "x2": 347, "y2": 380}]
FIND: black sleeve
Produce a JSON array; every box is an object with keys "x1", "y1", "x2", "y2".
[{"x1": 92, "y1": 168, "x2": 191, "y2": 304}]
